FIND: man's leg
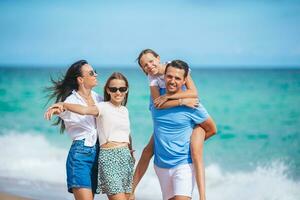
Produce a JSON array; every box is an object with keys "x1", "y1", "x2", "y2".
[
  {"x1": 154, "y1": 164, "x2": 174, "y2": 200},
  {"x1": 172, "y1": 164, "x2": 195, "y2": 200}
]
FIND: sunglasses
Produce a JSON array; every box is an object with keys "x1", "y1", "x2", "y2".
[
  {"x1": 81, "y1": 70, "x2": 97, "y2": 77},
  {"x1": 88, "y1": 70, "x2": 97, "y2": 76},
  {"x1": 108, "y1": 87, "x2": 128, "y2": 93}
]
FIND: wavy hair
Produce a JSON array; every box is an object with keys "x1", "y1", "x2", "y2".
[{"x1": 46, "y1": 60, "x2": 87, "y2": 133}]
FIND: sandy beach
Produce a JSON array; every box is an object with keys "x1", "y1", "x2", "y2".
[
  {"x1": 0, "y1": 176, "x2": 73, "y2": 200},
  {"x1": 0, "y1": 192, "x2": 31, "y2": 200},
  {"x1": 0, "y1": 176, "x2": 154, "y2": 200}
]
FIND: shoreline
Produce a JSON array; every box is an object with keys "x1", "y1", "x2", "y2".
[
  {"x1": 0, "y1": 176, "x2": 154, "y2": 200},
  {"x1": 0, "y1": 192, "x2": 31, "y2": 200},
  {"x1": 0, "y1": 176, "x2": 73, "y2": 200}
]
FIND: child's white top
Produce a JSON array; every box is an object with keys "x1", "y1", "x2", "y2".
[
  {"x1": 148, "y1": 74, "x2": 166, "y2": 89},
  {"x1": 95, "y1": 101, "x2": 130, "y2": 146}
]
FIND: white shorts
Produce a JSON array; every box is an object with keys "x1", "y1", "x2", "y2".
[{"x1": 154, "y1": 163, "x2": 195, "y2": 200}]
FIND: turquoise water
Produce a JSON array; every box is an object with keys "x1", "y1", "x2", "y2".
[
  {"x1": 0, "y1": 67, "x2": 300, "y2": 199},
  {"x1": 0, "y1": 68, "x2": 299, "y2": 173}
]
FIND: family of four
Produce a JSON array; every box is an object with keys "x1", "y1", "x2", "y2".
[{"x1": 45, "y1": 49, "x2": 217, "y2": 200}]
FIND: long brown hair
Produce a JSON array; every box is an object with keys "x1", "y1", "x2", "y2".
[
  {"x1": 46, "y1": 60, "x2": 87, "y2": 133},
  {"x1": 103, "y1": 72, "x2": 129, "y2": 106}
]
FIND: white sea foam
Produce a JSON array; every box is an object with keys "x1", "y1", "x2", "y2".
[
  {"x1": 0, "y1": 132, "x2": 68, "y2": 184},
  {"x1": 0, "y1": 133, "x2": 299, "y2": 200},
  {"x1": 204, "y1": 163, "x2": 300, "y2": 200},
  {"x1": 133, "y1": 162, "x2": 300, "y2": 200}
]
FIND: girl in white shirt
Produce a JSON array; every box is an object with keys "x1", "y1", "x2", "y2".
[
  {"x1": 45, "y1": 60, "x2": 102, "y2": 200},
  {"x1": 46, "y1": 72, "x2": 134, "y2": 200}
]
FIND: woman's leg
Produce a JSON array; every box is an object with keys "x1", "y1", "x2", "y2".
[
  {"x1": 125, "y1": 193, "x2": 132, "y2": 200},
  {"x1": 67, "y1": 140, "x2": 99, "y2": 200},
  {"x1": 73, "y1": 188, "x2": 94, "y2": 200},
  {"x1": 108, "y1": 193, "x2": 127, "y2": 200},
  {"x1": 190, "y1": 126, "x2": 206, "y2": 200},
  {"x1": 130, "y1": 135, "x2": 154, "y2": 199}
]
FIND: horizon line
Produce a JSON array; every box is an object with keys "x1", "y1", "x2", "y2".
[{"x1": 0, "y1": 64, "x2": 300, "y2": 69}]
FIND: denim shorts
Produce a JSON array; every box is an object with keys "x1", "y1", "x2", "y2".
[{"x1": 66, "y1": 139, "x2": 99, "y2": 193}]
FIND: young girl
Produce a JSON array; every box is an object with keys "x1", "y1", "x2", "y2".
[
  {"x1": 132, "y1": 49, "x2": 217, "y2": 200},
  {"x1": 46, "y1": 72, "x2": 134, "y2": 200}
]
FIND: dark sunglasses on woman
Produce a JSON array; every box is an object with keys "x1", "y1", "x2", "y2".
[
  {"x1": 108, "y1": 87, "x2": 128, "y2": 93},
  {"x1": 88, "y1": 70, "x2": 97, "y2": 76}
]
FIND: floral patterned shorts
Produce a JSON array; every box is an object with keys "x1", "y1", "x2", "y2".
[{"x1": 97, "y1": 146, "x2": 134, "y2": 195}]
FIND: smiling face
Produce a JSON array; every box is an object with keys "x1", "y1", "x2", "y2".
[
  {"x1": 164, "y1": 66, "x2": 186, "y2": 94},
  {"x1": 78, "y1": 64, "x2": 98, "y2": 89},
  {"x1": 139, "y1": 53, "x2": 161, "y2": 76},
  {"x1": 106, "y1": 78, "x2": 128, "y2": 106}
]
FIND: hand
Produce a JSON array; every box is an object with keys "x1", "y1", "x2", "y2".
[
  {"x1": 44, "y1": 102, "x2": 64, "y2": 120},
  {"x1": 44, "y1": 107, "x2": 62, "y2": 120},
  {"x1": 130, "y1": 149, "x2": 136, "y2": 164},
  {"x1": 182, "y1": 98, "x2": 199, "y2": 108},
  {"x1": 154, "y1": 95, "x2": 169, "y2": 108},
  {"x1": 49, "y1": 102, "x2": 64, "y2": 111}
]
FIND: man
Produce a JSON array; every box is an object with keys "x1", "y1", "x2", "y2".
[{"x1": 151, "y1": 60, "x2": 212, "y2": 200}]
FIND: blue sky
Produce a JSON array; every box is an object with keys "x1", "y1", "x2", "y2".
[{"x1": 0, "y1": 0, "x2": 300, "y2": 68}]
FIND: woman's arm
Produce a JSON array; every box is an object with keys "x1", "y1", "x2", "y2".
[
  {"x1": 44, "y1": 107, "x2": 64, "y2": 120},
  {"x1": 63, "y1": 103, "x2": 99, "y2": 116},
  {"x1": 44, "y1": 102, "x2": 99, "y2": 120}
]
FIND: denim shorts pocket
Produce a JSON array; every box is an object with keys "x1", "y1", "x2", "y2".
[{"x1": 74, "y1": 145, "x2": 93, "y2": 155}]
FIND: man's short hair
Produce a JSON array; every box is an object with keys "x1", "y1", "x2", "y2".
[{"x1": 165, "y1": 60, "x2": 189, "y2": 78}]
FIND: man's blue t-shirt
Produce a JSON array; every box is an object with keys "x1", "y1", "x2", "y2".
[{"x1": 151, "y1": 103, "x2": 209, "y2": 168}]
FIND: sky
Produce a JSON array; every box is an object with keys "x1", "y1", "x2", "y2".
[{"x1": 0, "y1": 0, "x2": 300, "y2": 68}]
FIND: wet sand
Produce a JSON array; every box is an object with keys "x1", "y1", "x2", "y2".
[{"x1": 0, "y1": 192, "x2": 31, "y2": 200}]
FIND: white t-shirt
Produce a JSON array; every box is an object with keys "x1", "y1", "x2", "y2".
[
  {"x1": 95, "y1": 102, "x2": 130, "y2": 146},
  {"x1": 59, "y1": 90, "x2": 103, "y2": 147},
  {"x1": 148, "y1": 74, "x2": 166, "y2": 88}
]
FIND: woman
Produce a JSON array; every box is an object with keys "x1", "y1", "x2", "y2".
[
  {"x1": 132, "y1": 49, "x2": 217, "y2": 200},
  {"x1": 45, "y1": 60, "x2": 102, "y2": 200},
  {"x1": 46, "y1": 72, "x2": 134, "y2": 200}
]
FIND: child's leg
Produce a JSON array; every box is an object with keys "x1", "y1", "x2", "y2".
[
  {"x1": 130, "y1": 135, "x2": 154, "y2": 199},
  {"x1": 200, "y1": 117, "x2": 217, "y2": 140},
  {"x1": 191, "y1": 126, "x2": 206, "y2": 200}
]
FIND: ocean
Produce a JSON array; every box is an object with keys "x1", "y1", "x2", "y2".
[{"x1": 0, "y1": 67, "x2": 299, "y2": 200}]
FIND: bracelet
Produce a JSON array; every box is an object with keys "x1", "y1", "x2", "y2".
[{"x1": 179, "y1": 99, "x2": 183, "y2": 106}]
